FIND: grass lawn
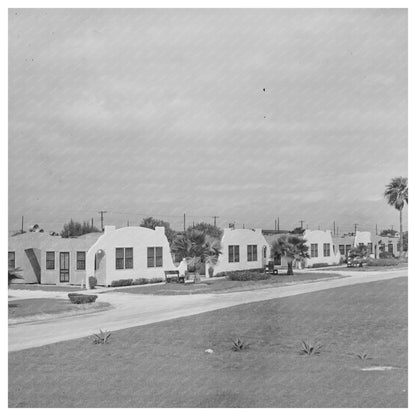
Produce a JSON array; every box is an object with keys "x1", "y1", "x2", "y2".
[
  {"x1": 9, "y1": 284, "x2": 85, "y2": 292},
  {"x1": 111, "y1": 272, "x2": 341, "y2": 295},
  {"x1": 8, "y1": 298, "x2": 110, "y2": 320},
  {"x1": 324, "y1": 264, "x2": 408, "y2": 272},
  {"x1": 9, "y1": 277, "x2": 407, "y2": 407}
]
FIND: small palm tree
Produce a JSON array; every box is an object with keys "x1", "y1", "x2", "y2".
[
  {"x1": 384, "y1": 177, "x2": 408, "y2": 257},
  {"x1": 270, "y1": 235, "x2": 309, "y2": 275},
  {"x1": 171, "y1": 230, "x2": 222, "y2": 276}
]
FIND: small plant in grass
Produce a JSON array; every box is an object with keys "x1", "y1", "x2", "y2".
[
  {"x1": 232, "y1": 337, "x2": 249, "y2": 351},
  {"x1": 92, "y1": 329, "x2": 111, "y2": 344},
  {"x1": 356, "y1": 352, "x2": 372, "y2": 360},
  {"x1": 300, "y1": 338, "x2": 322, "y2": 356},
  {"x1": 68, "y1": 293, "x2": 97, "y2": 304}
]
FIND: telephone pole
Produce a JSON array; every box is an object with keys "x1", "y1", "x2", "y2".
[
  {"x1": 91, "y1": 218, "x2": 94, "y2": 229},
  {"x1": 376, "y1": 224, "x2": 378, "y2": 235},
  {"x1": 333, "y1": 221, "x2": 336, "y2": 235},
  {"x1": 274, "y1": 219, "x2": 277, "y2": 231},
  {"x1": 299, "y1": 219, "x2": 305, "y2": 229},
  {"x1": 354, "y1": 223, "x2": 358, "y2": 234},
  {"x1": 183, "y1": 213, "x2": 186, "y2": 232},
  {"x1": 21, "y1": 216, "x2": 24, "y2": 233},
  {"x1": 98, "y1": 211, "x2": 107, "y2": 232},
  {"x1": 212, "y1": 216, "x2": 219, "y2": 227}
]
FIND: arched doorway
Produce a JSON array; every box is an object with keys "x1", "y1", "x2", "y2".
[{"x1": 94, "y1": 249, "x2": 106, "y2": 286}]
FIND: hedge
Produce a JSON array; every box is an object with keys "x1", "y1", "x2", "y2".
[
  {"x1": 111, "y1": 278, "x2": 164, "y2": 287},
  {"x1": 68, "y1": 293, "x2": 98, "y2": 304},
  {"x1": 311, "y1": 263, "x2": 329, "y2": 268},
  {"x1": 110, "y1": 279, "x2": 133, "y2": 287}
]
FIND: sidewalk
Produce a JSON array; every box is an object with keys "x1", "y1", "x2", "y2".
[{"x1": 8, "y1": 268, "x2": 406, "y2": 352}]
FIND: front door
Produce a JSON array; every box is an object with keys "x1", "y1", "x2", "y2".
[{"x1": 60, "y1": 252, "x2": 70, "y2": 283}]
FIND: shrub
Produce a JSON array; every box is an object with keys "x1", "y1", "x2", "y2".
[
  {"x1": 208, "y1": 266, "x2": 214, "y2": 278},
  {"x1": 110, "y1": 279, "x2": 133, "y2": 287},
  {"x1": 299, "y1": 338, "x2": 322, "y2": 356},
  {"x1": 367, "y1": 258, "x2": 400, "y2": 267},
  {"x1": 311, "y1": 263, "x2": 329, "y2": 268},
  {"x1": 214, "y1": 272, "x2": 227, "y2": 277},
  {"x1": 92, "y1": 329, "x2": 111, "y2": 344},
  {"x1": 232, "y1": 337, "x2": 249, "y2": 351},
  {"x1": 132, "y1": 277, "x2": 164, "y2": 285},
  {"x1": 88, "y1": 276, "x2": 97, "y2": 289},
  {"x1": 133, "y1": 278, "x2": 148, "y2": 285},
  {"x1": 68, "y1": 293, "x2": 98, "y2": 304},
  {"x1": 379, "y1": 251, "x2": 395, "y2": 259},
  {"x1": 228, "y1": 271, "x2": 270, "y2": 281}
]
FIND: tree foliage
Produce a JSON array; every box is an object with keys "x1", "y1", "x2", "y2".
[
  {"x1": 171, "y1": 229, "x2": 222, "y2": 273},
  {"x1": 61, "y1": 220, "x2": 100, "y2": 238},
  {"x1": 270, "y1": 235, "x2": 309, "y2": 275},
  {"x1": 187, "y1": 222, "x2": 223, "y2": 239},
  {"x1": 140, "y1": 217, "x2": 177, "y2": 244}
]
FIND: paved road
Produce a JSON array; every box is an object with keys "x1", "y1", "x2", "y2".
[{"x1": 8, "y1": 269, "x2": 407, "y2": 352}]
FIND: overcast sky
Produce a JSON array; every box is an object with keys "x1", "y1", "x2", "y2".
[{"x1": 9, "y1": 8, "x2": 408, "y2": 233}]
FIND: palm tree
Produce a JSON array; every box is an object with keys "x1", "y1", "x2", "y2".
[
  {"x1": 270, "y1": 235, "x2": 309, "y2": 275},
  {"x1": 171, "y1": 230, "x2": 222, "y2": 277},
  {"x1": 384, "y1": 177, "x2": 408, "y2": 257}
]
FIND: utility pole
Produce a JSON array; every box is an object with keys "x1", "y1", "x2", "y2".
[
  {"x1": 299, "y1": 219, "x2": 304, "y2": 229},
  {"x1": 337, "y1": 226, "x2": 339, "y2": 236},
  {"x1": 243, "y1": 224, "x2": 245, "y2": 229},
  {"x1": 91, "y1": 218, "x2": 94, "y2": 229},
  {"x1": 376, "y1": 224, "x2": 378, "y2": 235},
  {"x1": 21, "y1": 216, "x2": 24, "y2": 233},
  {"x1": 183, "y1": 213, "x2": 186, "y2": 232},
  {"x1": 98, "y1": 211, "x2": 107, "y2": 232},
  {"x1": 333, "y1": 221, "x2": 336, "y2": 236},
  {"x1": 278, "y1": 217, "x2": 280, "y2": 232},
  {"x1": 354, "y1": 223, "x2": 358, "y2": 234},
  {"x1": 274, "y1": 219, "x2": 277, "y2": 231},
  {"x1": 212, "y1": 216, "x2": 219, "y2": 227}
]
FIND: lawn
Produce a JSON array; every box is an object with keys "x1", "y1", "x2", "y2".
[
  {"x1": 9, "y1": 277, "x2": 407, "y2": 407},
  {"x1": 8, "y1": 298, "x2": 110, "y2": 321},
  {"x1": 9, "y1": 284, "x2": 85, "y2": 292},
  {"x1": 111, "y1": 272, "x2": 341, "y2": 295}
]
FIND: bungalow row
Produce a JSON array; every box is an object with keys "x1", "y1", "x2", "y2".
[{"x1": 8, "y1": 225, "x2": 399, "y2": 287}]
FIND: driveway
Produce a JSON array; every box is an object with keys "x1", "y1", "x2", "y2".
[{"x1": 8, "y1": 269, "x2": 407, "y2": 352}]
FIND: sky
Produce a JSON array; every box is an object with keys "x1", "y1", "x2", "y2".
[{"x1": 8, "y1": 8, "x2": 408, "y2": 234}]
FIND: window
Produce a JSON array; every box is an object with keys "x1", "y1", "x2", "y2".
[
  {"x1": 323, "y1": 243, "x2": 330, "y2": 257},
  {"x1": 147, "y1": 247, "x2": 163, "y2": 268},
  {"x1": 311, "y1": 244, "x2": 318, "y2": 258},
  {"x1": 380, "y1": 243, "x2": 385, "y2": 252},
  {"x1": 368, "y1": 243, "x2": 373, "y2": 254},
  {"x1": 247, "y1": 245, "x2": 257, "y2": 262},
  {"x1": 76, "y1": 251, "x2": 86, "y2": 270},
  {"x1": 339, "y1": 245, "x2": 345, "y2": 255},
  {"x1": 8, "y1": 251, "x2": 15, "y2": 269},
  {"x1": 388, "y1": 243, "x2": 393, "y2": 253},
  {"x1": 46, "y1": 251, "x2": 55, "y2": 270},
  {"x1": 228, "y1": 245, "x2": 240, "y2": 263},
  {"x1": 116, "y1": 247, "x2": 134, "y2": 270},
  {"x1": 346, "y1": 244, "x2": 352, "y2": 254}
]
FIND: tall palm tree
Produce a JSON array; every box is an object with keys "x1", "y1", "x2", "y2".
[
  {"x1": 270, "y1": 235, "x2": 309, "y2": 275},
  {"x1": 384, "y1": 177, "x2": 408, "y2": 257}
]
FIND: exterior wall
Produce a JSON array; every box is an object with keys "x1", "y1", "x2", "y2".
[
  {"x1": 39, "y1": 233, "x2": 101, "y2": 285},
  {"x1": 210, "y1": 228, "x2": 269, "y2": 275},
  {"x1": 333, "y1": 235, "x2": 355, "y2": 261},
  {"x1": 8, "y1": 231, "x2": 102, "y2": 285},
  {"x1": 86, "y1": 226, "x2": 176, "y2": 287},
  {"x1": 303, "y1": 230, "x2": 340, "y2": 267},
  {"x1": 8, "y1": 233, "x2": 55, "y2": 283},
  {"x1": 372, "y1": 235, "x2": 400, "y2": 258}
]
